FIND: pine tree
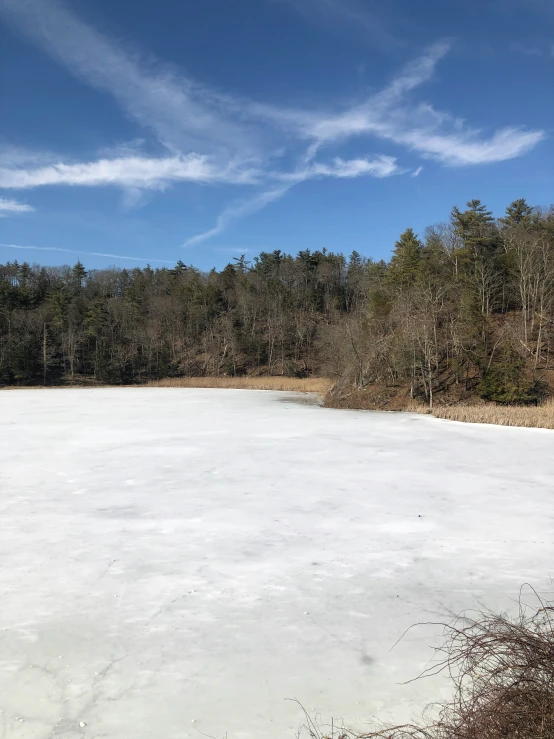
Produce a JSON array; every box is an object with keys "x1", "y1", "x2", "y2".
[
  {"x1": 348, "y1": 250, "x2": 362, "y2": 271},
  {"x1": 500, "y1": 198, "x2": 533, "y2": 226},
  {"x1": 233, "y1": 254, "x2": 250, "y2": 274},
  {"x1": 71, "y1": 261, "x2": 87, "y2": 291},
  {"x1": 388, "y1": 228, "x2": 423, "y2": 287},
  {"x1": 451, "y1": 200, "x2": 503, "y2": 314},
  {"x1": 171, "y1": 260, "x2": 187, "y2": 277},
  {"x1": 451, "y1": 200, "x2": 495, "y2": 250}
]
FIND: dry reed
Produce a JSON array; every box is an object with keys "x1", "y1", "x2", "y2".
[
  {"x1": 428, "y1": 398, "x2": 554, "y2": 430},
  {"x1": 145, "y1": 376, "x2": 333, "y2": 393}
]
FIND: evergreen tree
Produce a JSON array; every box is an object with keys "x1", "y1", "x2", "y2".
[
  {"x1": 71, "y1": 261, "x2": 87, "y2": 291},
  {"x1": 451, "y1": 200, "x2": 504, "y2": 314},
  {"x1": 500, "y1": 198, "x2": 533, "y2": 226},
  {"x1": 451, "y1": 200, "x2": 496, "y2": 253},
  {"x1": 170, "y1": 260, "x2": 187, "y2": 277},
  {"x1": 233, "y1": 254, "x2": 250, "y2": 274},
  {"x1": 388, "y1": 228, "x2": 423, "y2": 287}
]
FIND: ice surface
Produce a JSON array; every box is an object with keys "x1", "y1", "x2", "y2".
[{"x1": 0, "y1": 388, "x2": 552, "y2": 739}]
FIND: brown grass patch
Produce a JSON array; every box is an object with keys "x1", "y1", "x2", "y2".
[
  {"x1": 426, "y1": 399, "x2": 554, "y2": 430},
  {"x1": 145, "y1": 376, "x2": 333, "y2": 393},
  {"x1": 325, "y1": 384, "x2": 554, "y2": 429}
]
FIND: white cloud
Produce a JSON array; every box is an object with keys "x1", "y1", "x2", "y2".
[
  {"x1": 238, "y1": 40, "x2": 544, "y2": 168},
  {"x1": 374, "y1": 41, "x2": 452, "y2": 105},
  {"x1": 0, "y1": 145, "x2": 58, "y2": 168},
  {"x1": 301, "y1": 106, "x2": 544, "y2": 167},
  {"x1": 0, "y1": 197, "x2": 35, "y2": 215},
  {"x1": 184, "y1": 186, "x2": 293, "y2": 247},
  {"x1": 244, "y1": 41, "x2": 450, "y2": 143},
  {"x1": 0, "y1": 154, "x2": 259, "y2": 190},
  {"x1": 0, "y1": 0, "x2": 546, "y2": 243},
  {"x1": 184, "y1": 155, "x2": 400, "y2": 246},
  {"x1": 411, "y1": 166, "x2": 423, "y2": 177},
  {"x1": 307, "y1": 155, "x2": 399, "y2": 179},
  {"x1": 0, "y1": 242, "x2": 174, "y2": 264},
  {"x1": 396, "y1": 125, "x2": 544, "y2": 166},
  {"x1": 0, "y1": 153, "x2": 398, "y2": 196},
  {"x1": 272, "y1": 42, "x2": 545, "y2": 167},
  {"x1": 276, "y1": 154, "x2": 401, "y2": 182},
  {"x1": 0, "y1": 0, "x2": 253, "y2": 158}
]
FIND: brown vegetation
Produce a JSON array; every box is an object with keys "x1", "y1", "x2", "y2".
[
  {"x1": 428, "y1": 398, "x2": 554, "y2": 429},
  {"x1": 146, "y1": 376, "x2": 332, "y2": 393},
  {"x1": 298, "y1": 591, "x2": 554, "y2": 739},
  {"x1": 325, "y1": 383, "x2": 554, "y2": 429}
]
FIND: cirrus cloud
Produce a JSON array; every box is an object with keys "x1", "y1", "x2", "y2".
[
  {"x1": 0, "y1": 154, "x2": 260, "y2": 190},
  {"x1": 0, "y1": 197, "x2": 35, "y2": 216},
  {"x1": 0, "y1": 0, "x2": 546, "y2": 245}
]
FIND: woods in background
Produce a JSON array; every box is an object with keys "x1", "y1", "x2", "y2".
[{"x1": 1, "y1": 198, "x2": 553, "y2": 406}]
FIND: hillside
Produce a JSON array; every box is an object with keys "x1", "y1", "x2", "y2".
[{"x1": 1, "y1": 198, "x2": 553, "y2": 416}]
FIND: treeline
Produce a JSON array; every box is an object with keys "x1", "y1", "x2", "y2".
[{"x1": 1, "y1": 198, "x2": 553, "y2": 405}]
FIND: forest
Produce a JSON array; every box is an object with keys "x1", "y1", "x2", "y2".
[{"x1": 1, "y1": 198, "x2": 553, "y2": 407}]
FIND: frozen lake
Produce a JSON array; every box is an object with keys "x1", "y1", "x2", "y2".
[{"x1": 1, "y1": 388, "x2": 553, "y2": 739}]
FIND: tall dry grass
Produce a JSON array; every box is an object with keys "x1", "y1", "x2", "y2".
[
  {"x1": 429, "y1": 398, "x2": 554, "y2": 430},
  {"x1": 145, "y1": 376, "x2": 333, "y2": 393}
]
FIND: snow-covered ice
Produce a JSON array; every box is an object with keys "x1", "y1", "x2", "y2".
[{"x1": 0, "y1": 388, "x2": 552, "y2": 739}]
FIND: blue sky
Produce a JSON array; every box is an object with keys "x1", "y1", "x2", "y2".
[{"x1": 0, "y1": 0, "x2": 552, "y2": 271}]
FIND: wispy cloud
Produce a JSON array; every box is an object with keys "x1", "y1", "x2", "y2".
[
  {"x1": 269, "y1": 42, "x2": 544, "y2": 166},
  {"x1": 0, "y1": 0, "x2": 253, "y2": 158},
  {"x1": 0, "y1": 0, "x2": 546, "y2": 244},
  {"x1": 0, "y1": 152, "x2": 399, "y2": 195},
  {"x1": 184, "y1": 154, "x2": 400, "y2": 245},
  {"x1": 394, "y1": 125, "x2": 544, "y2": 166},
  {"x1": 184, "y1": 186, "x2": 293, "y2": 246},
  {"x1": 234, "y1": 40, "x2": 544, "y2": 168},
  {"x1": 244, "y1": 41, "x2": 450, "y2": 142},
  {"x1": 0, "y1": 154, "x2": 259, "y2": 190},
  {"x1": 0, "y1": 243, "x2": 174, "y2": 265},
  {"x1": 411, "y1": 166, "x2": 423, "y2": 177},
  {"x1": 0, "y1": 145, "x2": 58, "y2": 169},
  {"x1": 0, "y1": 197, "x2": 35, "y2": 215},
  {"x1": 294, "y1": 155, "x2": 400, "y2": 180}
]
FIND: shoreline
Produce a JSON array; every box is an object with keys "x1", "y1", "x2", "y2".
[{"x1": 2, "y1": 378, "x2": 553, "y2": 429}]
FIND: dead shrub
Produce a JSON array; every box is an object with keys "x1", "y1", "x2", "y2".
[{"x1": 298, "y1": 589, "x2": 554, "y2": 739}]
